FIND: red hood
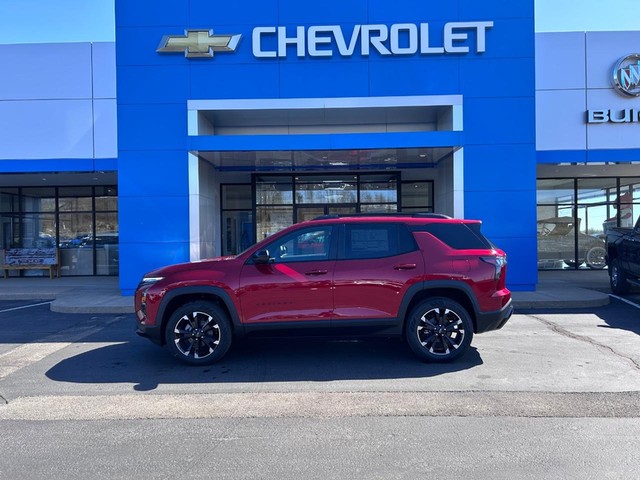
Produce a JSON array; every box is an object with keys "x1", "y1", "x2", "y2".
[{"x1": 145, "y1": 255, "x2": 238, "y2": 278}]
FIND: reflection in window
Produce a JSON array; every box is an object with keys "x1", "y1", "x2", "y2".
[
  {"x1": 537, "y1": 178, "x2": 619, "y2": 270},
  {"x1": 256, "y1": 176, "x2": 293, "y2": 205},
  {"x1": 21, "y1": 188, "x2": 56, "y2": 213},
  {"x1": 256, "y1": 206, "x2": 293, "y2": 241},
  {"x1": 296, "y1": 179, "x2": 357, "y2": 204},
  {"x1": 401, "y1": 182, "x2": 433, "y2": 210},
  {"x1": 0, "y1": 186, "x2": 118, "y2": 276},
  {"x1": 268, "y1": 227, "x2": 332, "y2": 262}
]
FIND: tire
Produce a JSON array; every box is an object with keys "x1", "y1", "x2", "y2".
[
  {"x1": 609, "y1": 258, "x2": 631, "y2": 295},
  {"x1": 165, "y1": 301, "x2": 232, "y2": 365},
  {"x1": 563, "y1": 259, "x2": 578, "y2": 268},
  {"x1": 405, "y1": 298, "x2": 473, "y2": 363},
  {"x1": 585, "y1": 246, "x2": 607, "y2": 269}
]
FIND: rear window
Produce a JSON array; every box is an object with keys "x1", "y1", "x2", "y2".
[{"x1": 411, "y1": 223, "x2": 493, "y2": 249}]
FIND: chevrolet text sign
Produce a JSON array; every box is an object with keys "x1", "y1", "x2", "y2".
[
  {"x1": 253, "y1": 22, "x2": 494, "y2": 58},
  {"x1": 158, "y1": 21, "x2": 494, "y2": 60}
]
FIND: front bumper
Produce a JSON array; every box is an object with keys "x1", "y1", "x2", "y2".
[
  {"x1": 135, "y1": 322, "x2": 163, "y2": 345},
  {"x1": 475, "y1": 298, "x2": 513, "y2": 334}
]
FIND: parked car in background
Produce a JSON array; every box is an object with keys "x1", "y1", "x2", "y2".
[
  {"x1": 606, "y1": 215, "x2": 640, "y2": 294},
  {"x1": 537, "y1": 217, "x2": 607, "y2": 269},
  {"x1": 135, "y1": 214, "x2": 513, "y2": 365}
]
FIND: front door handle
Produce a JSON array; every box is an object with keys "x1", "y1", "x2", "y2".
[
  {"x1": 305, "y1": 270, "x2": 328, "y2": 276},
  {"x1": 393, "y1": 263, "x2": 416, "y2": 270}
]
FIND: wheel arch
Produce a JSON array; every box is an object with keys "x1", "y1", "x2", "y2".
[
  {"x1": 400, "y1": 282, "x2": 479, "y2": 334},
  {"x1": 157, "y1": 286, "x2": 243, "y2": 345}
]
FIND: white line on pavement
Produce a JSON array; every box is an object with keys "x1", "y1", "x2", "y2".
[
  {"x1": 0, "y1": 301, "x2": 52, "y2": 314},
  {"x1": 609, "y1": 294, "x2": 640, "y2": 310}
]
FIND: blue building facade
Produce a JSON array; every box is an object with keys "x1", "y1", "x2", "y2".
[{"x1": 115, "y1": 0, "x2": 537, "y2": 295}]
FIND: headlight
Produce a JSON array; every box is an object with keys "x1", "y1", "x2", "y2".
[{"x1": 137, "y1": 276, "x2": 164, "y2": 290}]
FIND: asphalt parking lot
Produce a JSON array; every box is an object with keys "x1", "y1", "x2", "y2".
[
  {"x1": 1, "y1": 298, "x2": 639, "y2": 405},
  {"x1": 1, "y1": 298, "x2": 640, "y2": 479}
]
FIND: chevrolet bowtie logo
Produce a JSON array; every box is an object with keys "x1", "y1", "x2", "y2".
[{"x1": 157, "y1": 30, "x2": 242, "y2": 58}]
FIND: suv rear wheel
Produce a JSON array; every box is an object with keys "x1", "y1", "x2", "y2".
[
  {"x1": 609, "y1": 258, "x2": 630, "y2": 295},
  {"x1": 405, "y1": 298, "x2": 473, "y2": 362},
  {"x1": 165, "y1": 301, "x2": 232, "y2": 365}
]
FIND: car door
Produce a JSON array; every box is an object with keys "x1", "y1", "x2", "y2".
[
  {"x1": 622, "y1": 218, "x2": 640, "y2": 276},
  {"x1": 332, "y1": 222, "x2": 425, "y2": 322},
  {"x1": 238, "y1": 225, "x2": 336, "y2": 324}
]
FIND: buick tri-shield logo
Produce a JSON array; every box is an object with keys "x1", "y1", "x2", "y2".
[{"x1": 613, "y1": 54, "x2": 640, "y2": 97}]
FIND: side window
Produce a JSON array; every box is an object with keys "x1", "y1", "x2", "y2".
[
  {"x1": 344, "y1": 223, "x2": 410, "y2": 260},
  {"x1": 267, "y1": 227, "x2": 333, "y2": 263}
]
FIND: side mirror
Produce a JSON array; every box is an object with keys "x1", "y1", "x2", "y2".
[{"x1": 252, "y1": 249, "x2": 271, "y2": 264}]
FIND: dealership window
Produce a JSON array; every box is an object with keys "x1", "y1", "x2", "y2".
[
  {"x1": 221, "y1": 184, "x2": 253, "y2": 256},
  {"x1": 0, "y1": 186, "x2": 118, "y2": 276},
  {"x1": 220, "y1": 174, "x2": 434, "y2": 255},
  {"x1": 536, "y1": 177, "x2": 640, "y2": 270},
  {"x1": 400, "y1": 181, "x2": 434, "y2": 213}
]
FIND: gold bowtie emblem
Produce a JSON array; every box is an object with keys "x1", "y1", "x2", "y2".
[{"x1": 157, "y1": 30, "x2": 242, "y2": 58}]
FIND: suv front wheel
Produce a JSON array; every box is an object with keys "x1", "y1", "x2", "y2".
[
  {"x1": 165, "y1": 301, "x2": 232, "y2": 365},
  {"x1": 405, "y1": 298, "x2": 473, "y2": 363}
]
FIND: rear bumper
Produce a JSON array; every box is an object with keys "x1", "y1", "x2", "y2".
[{"x1": 475, "y1": 299, "x2": 513, "y2": 334}]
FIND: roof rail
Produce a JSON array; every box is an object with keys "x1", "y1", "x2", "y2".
[{"x1": 313, "y1": 213, "x2": 452, "y2": 220}]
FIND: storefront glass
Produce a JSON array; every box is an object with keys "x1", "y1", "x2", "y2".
[
  {"x1": 221, "y1": 173, "x2": 434, "y2": 255},
  {"x1": 0, "y1": 186, "x2": 118, "y2": 276},
  {"x1": 536, "y1": 177, "x2": 635, "y2": 270},
  {"x1": 221, "y1": 185, "x2": 253, "y2": 256}
]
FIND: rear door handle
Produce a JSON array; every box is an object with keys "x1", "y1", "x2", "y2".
[
  {"x1": 393, "y1": 263, "x2": 416, "y2": 270},
  {"x1": 305, "y1": 270, "x2": 328, "y2": 276}
]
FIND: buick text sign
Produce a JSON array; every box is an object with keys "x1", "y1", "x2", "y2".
[{"x1": 158, "y1": 21, "x2": 494, "y2": 59}]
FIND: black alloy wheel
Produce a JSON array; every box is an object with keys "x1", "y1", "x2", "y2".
[
  {"x1": 405, "y1": 298, "x2": 473, "y2": 363},
  {"x1": 165, "y1": 301, "x2": 232, "y2": 365},
  {"x1": 609, "y1": 258, "x2": 630, "y2": 295}
]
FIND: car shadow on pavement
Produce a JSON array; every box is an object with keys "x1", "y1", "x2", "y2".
[
  {"x1": 594, "y1": 300, "x2": 640, "y2": 337},
  {"x1": 45, "y1": 334, "x2": 483, "y2": 391},
  {"x1": 518, "y1": 299, "x2": 640, "y2": 337}
]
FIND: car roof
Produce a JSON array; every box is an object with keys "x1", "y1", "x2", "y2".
[{"x1": 304, "y1": 214, "x2": 481, "y2": 225}]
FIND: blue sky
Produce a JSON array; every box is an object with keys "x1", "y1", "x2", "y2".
[{"x1": 0, "y1": 0, "x2": 639, "y2": 44}]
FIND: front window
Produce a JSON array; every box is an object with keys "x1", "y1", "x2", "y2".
[{"x1": 265, "y1": 226, "x2": 333, "y2": 263}]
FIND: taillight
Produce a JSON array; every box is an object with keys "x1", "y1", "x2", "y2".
[{"x1": 480, "y1": 254, "x2": 507, "y2": 280}]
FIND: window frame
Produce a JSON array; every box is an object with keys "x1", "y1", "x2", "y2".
[
  {"x1": 338, "y1": 222, "x2": 418, "y2": 261},
  {"x1": 255, "y1": 225, "x2": 337, "y2": 264}
]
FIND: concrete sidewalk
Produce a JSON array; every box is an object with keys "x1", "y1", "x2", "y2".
[
  {"x1": 0, "y1": 270, "x2": 613, "y2": 314},
  {"x1": 0, "y1": 276, "x2": 133, "y2": 314}
]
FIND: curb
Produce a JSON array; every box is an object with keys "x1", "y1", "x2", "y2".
[
  {"x1": 511, "y1": 288, "x2": 610, "y2": 310},
  {"x1": 50, "y1": 297, "x2": 135, "y2": 315}
]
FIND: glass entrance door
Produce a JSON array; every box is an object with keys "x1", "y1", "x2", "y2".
[{"x1": 254, "y1": 172, "x2": 402, "y2": 246}]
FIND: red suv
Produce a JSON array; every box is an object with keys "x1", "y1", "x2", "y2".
[{"x1": 135, "y1": 214, "x2": 512, "y2": 365}]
